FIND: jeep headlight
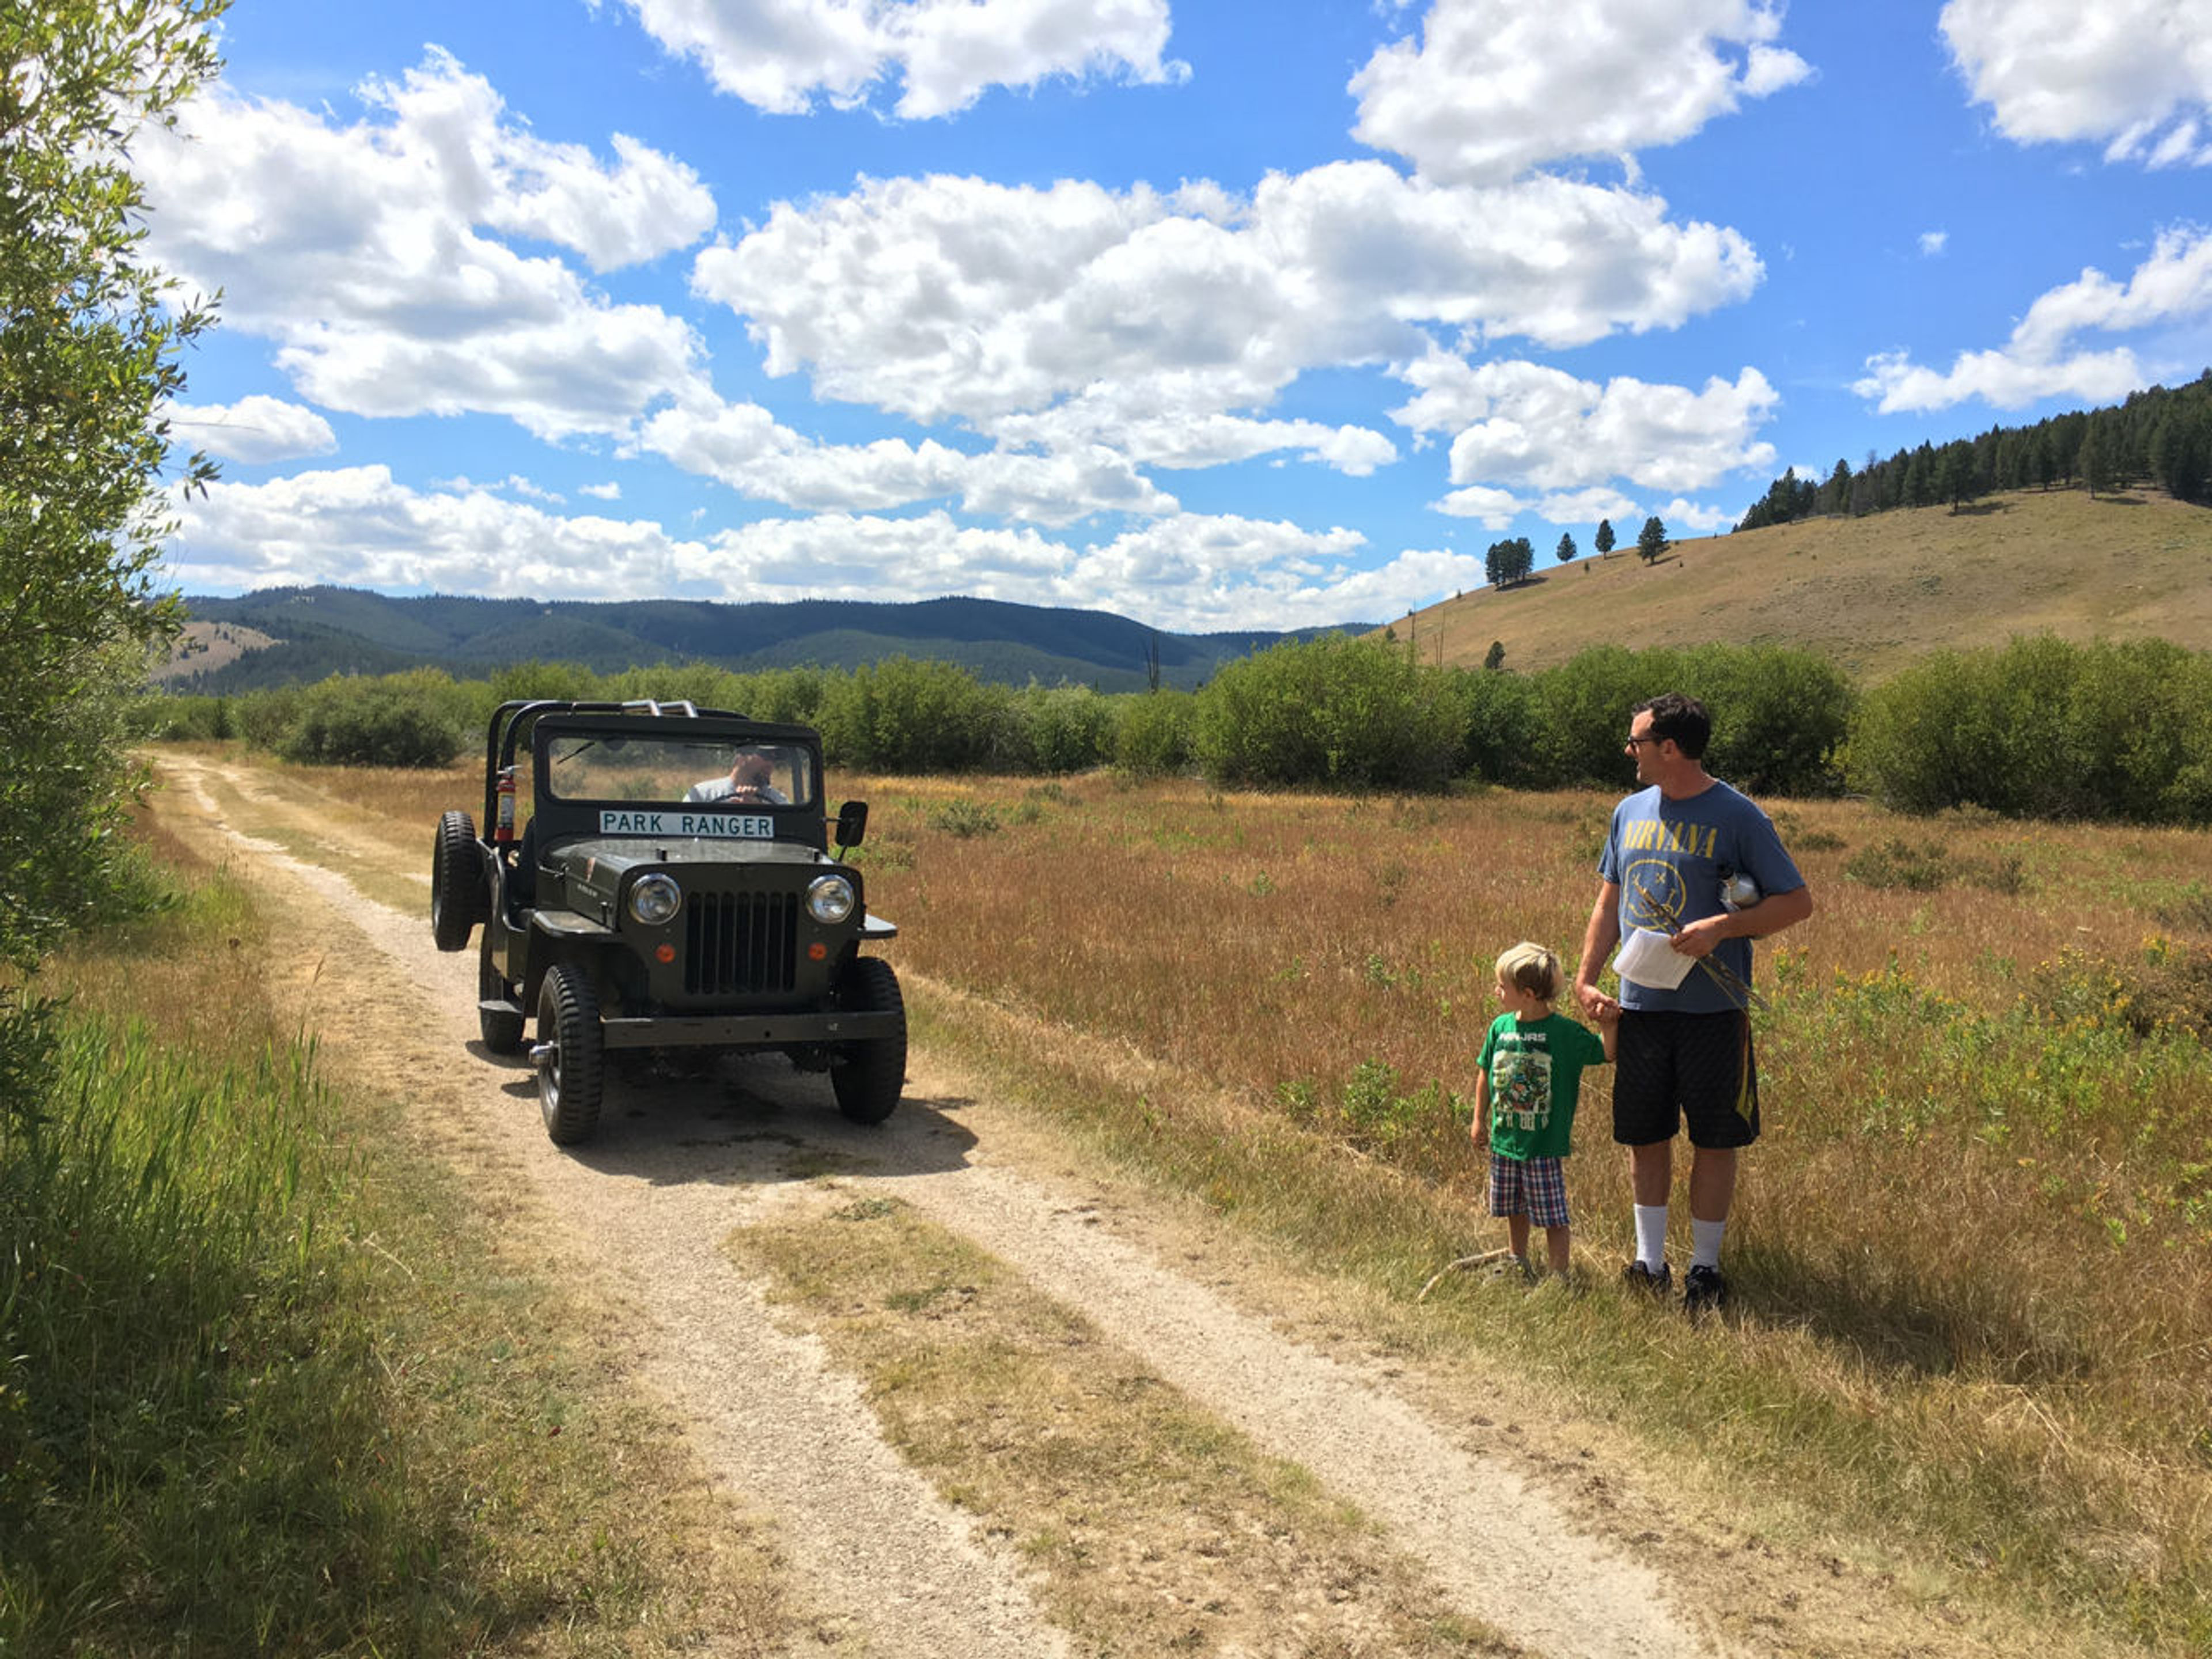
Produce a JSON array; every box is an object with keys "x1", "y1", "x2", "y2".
[
  {"x1": 806, "y1": 874, "x2": 857, "y2": 925},
  {"x1": 628, "y1": 873, "x2": 683, "y2": 926}
]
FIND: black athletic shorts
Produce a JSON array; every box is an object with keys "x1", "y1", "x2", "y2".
[{"x1": 1612, "y1": 1009, "x2": 1760, "y2": 1149}]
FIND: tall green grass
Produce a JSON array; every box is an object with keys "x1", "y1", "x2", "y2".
[
  {"x1": 0, "y1": 987, "x2": 415, "y2": 1650},
  {"x1": 1, "y1": 841, "x2": 787, "y2": 1655}
]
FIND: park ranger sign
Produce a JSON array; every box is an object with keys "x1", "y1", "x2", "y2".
[{"x1": 597, "y1": 809, "x2": 774, "y2": 838}]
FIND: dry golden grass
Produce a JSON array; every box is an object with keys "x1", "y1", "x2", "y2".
[
  {"x1": 849, "y1": 771, "x2": 2212, "y2": 1653},
  {"x1": 1386, "y1": 488, "x2": 2212, "y2": 680}
]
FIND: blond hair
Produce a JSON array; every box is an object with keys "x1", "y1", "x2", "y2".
[{"x1": 1494, "y1": 941, "x2": 1560, "y2": 1002}]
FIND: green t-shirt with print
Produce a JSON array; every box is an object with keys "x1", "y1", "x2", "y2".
[{"x1": 1476, "y1": 1012, "x2": 1608, "y2": 1161}]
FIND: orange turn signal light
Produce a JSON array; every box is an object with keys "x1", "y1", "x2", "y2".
[
  {"x1": 656, "y1": 944, "x2": 676, "y2": 964},
  {"x1": 808, "y1": 942, "x2": 828, "y2": 961}
]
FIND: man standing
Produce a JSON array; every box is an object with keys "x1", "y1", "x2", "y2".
[{"x1": 1572, "y1": 693, "x2": 1813, "y2": 1312}]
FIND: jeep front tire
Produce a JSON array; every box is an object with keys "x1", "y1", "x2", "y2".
[
  {"x1": 537, "y1": 964, "x2": 605, "y2": 1146},
  {"x1": 831, "y1": 957, "x2": 907, "y2": 1125}
]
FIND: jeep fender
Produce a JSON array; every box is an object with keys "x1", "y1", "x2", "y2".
[{"x1": 516, "y1": 912, "x2": 627, "y2": 1017}]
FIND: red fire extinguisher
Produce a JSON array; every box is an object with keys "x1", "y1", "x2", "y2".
[{"x1": 494, "y1": 767, "x2": 517, "y2": 843}]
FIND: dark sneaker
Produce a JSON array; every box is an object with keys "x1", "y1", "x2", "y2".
[
  {"x1": 1622, "y1": 1259, "x2": 1672, "y2": 1294},
  {"x1": 1683, "y1": 1264, "x2": 1728, "y2": 1314}
]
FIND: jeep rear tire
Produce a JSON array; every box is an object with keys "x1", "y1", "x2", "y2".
[
  {"x1": 830, "y1": 957, "x2": 906, "y2": 1125},
  {"x1": 431, "y1": 810, "x2": 488, "y2": 952},
  {"x1": 537, "y1": 964, "x2": 605, "y2": 1146},
  {"x1": 479, "y1": 950, "x2": 526, "y2": 1054}
]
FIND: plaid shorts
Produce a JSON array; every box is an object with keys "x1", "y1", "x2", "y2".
[{"x1": 1488, "y1": 1153, "x2": 1570, "y2": 1229}]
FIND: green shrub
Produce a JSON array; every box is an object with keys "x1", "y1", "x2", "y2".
[
  {"x1": 732, "y1": 665, "x2": 831, "y2": 726},
  {"x1": 228, "y1": 684, "x2": 302, "y2": 752},
  {"x1": 483, "y1": 658, "x2": 607, "y2": 709},
  {"x1": 1015, "y1": 684, "x2": 1115, "y2": 774},
  {"x1": 1843, "y1": 836, "x2": 1953, "y2": 891},
  {"x1": 815, "y1": 657, "x2": 1010, "y2": 772},
  {"x1": 1524, "y1": 643, "x2": 1852, "y2": 794},
  {"x1": 929, "y1": 798, "x2": 1001, "y2": 838},
  {"x1": 132, "y1": 693, "x2": 233, "y2": 741},
  {"x1": 1113, "y1": 688, "x2": 1196, "y2": 779},
  {"x1": 1680, "y1": 643, "x2": 1854, "y2": 797},
  {"x1": 1450, "y1": 666, "x2": 1547, "y2": 787},
  {"x1": 2028, "y1": 941, "x2": 2212, "y2": 1043},
  {"x1": 275, "y1": 671, "x2": 471, "y2": 768},
  {"x1": 1851, "y1": 636, "x2": 2212, "y2": 823},
  {"x1": 1193, "y1": 637, "x2": 1464, "y2": 790},
  {"x1": 1522, "y1": 644, "x2": 1654, "y2": 787}
]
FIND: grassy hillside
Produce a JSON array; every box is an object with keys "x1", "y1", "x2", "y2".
[{"x1": 1387, "y1": 487, "x2": 2212, "y2": 681}]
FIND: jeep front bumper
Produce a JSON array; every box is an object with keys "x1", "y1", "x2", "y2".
[{"x1": 600, "y1": 1010, "x2": 903, "y2": 1048}]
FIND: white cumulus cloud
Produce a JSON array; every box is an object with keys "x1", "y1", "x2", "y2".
[
  {"x1": 695, "y1": 165, "x2": 1761, "y2": 436},
  {"x1": 137, "y1": 51, "x2": 717, "y2": 441},
  {"x1": 1431, "y1": 485, "x2": 1524, "y2": 528},
  {"x1": 617, "y1": 0, "x2": 1184, "y2": 119},
  {"x1": 1351, "y1": 0, "x2": 1812, "y2": 185},
  {"x1": 635, "y1": 393, "x2": 1180, "y2": 524},
  {"x1": 165, "y1": 396, "x2": 337, "y2": 464},
  {"x1": 1533, "y1": 486, "x2": 1641, "y2": 527},
  {"x1": 1395, "y1": 354, "x2": 1778, "y2": 493},
  {"x1": 1656, "y1": 497, "x2": 1735, "y2": 535},
  {"x1": 1942, "y1": 0, "x2": 2212, "y2": 166},
  {"x1": 1854, "y1": 224, "x2": 2212, "y2": 411}
]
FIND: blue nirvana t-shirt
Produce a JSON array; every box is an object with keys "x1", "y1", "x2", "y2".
[{"x1": 1598, "y1": 779, "x2": 1804, "y2": 1014}]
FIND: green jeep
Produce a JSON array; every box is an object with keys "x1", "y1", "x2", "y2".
[{"x1": 430, "y1": 699, "x2": 904, "y2": 1145}]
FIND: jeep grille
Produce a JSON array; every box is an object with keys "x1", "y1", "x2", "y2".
[{"x1": 683, "y1": 891, "x2": 799, "y2": 995}]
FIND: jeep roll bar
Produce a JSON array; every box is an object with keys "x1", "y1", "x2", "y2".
[{"x1": 479, "y1": 698, "x2": 750, "y2": 824}]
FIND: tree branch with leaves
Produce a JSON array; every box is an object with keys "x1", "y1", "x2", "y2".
[{"x1": 1, "y1": 0, "x2": 228, "y2": 969}]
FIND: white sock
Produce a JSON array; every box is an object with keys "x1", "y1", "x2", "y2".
[
  {"x1": 1634, "y1": 1204, "x2": 1668, "y2": 1268},
  {"x1": 1691, "y1": 1217, "x2": 1726, "y2": 1271}
]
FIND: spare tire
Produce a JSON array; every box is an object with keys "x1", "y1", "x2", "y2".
[{"x1": 431, "y1": 810, "x2": 488, "y2": 952}]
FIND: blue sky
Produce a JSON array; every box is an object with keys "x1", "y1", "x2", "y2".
[{"x1": 149, "y1": 1, "x2": 2212, "y2": 632}]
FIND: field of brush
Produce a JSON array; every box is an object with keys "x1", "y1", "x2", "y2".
[
  {"x1": 852, "y1": 771, "x2": 2212, "y2": 1647},
  {"x1": 215, "y1": 752, "x2": 2212, "y2": 1650}
]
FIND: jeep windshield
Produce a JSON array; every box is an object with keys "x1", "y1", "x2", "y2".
[{"x1": 543, "y1": 736, "x2": 816, "y2": 809}]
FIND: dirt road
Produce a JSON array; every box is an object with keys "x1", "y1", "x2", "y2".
[{"x1": 147, "y1": 755, "x2": 2013, "y2": 1659}]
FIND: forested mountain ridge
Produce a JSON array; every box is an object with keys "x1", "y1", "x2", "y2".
[{"x1": 157, "y1": 590, "x2": 1357, "y2": 693}]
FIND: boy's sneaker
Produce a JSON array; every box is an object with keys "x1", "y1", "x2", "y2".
[
  {"x1": 1622, "y1": 1260, "x2": 1672, "y2": 1294},
  {"x1": 1683, "y1": 1264, "x2": 1728, "y2": 1314}
]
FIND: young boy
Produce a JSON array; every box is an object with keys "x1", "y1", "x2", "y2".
[{"x1": 1474, "y1": 941, "x2": 1618, "y2": 1279}]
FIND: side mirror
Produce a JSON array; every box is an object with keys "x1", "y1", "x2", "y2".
[{"x1": 833, "y1": 800, "x2": 869, "y2": 851}]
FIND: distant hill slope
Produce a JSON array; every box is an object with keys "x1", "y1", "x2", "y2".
[
  {"x1": 158, "y1": 590, "x2": 1358, "y2": 694},
  {"x1": 1380, "y1": 488, "x2": 2212, "y2": 681}
]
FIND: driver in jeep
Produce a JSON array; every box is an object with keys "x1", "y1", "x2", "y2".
[{"x1": 685, "y1": 747, "x2": 790, "y2": 805}]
